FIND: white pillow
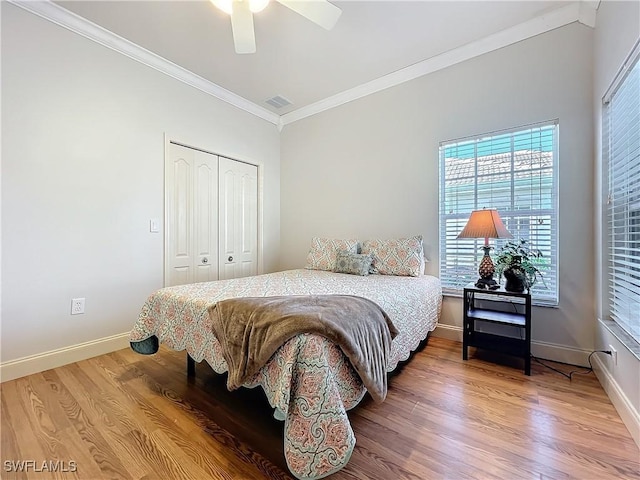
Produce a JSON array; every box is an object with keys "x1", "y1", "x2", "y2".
[
  {"x1": 305, "y1": 237, "x2": 359, "y2": 271},
  {"x1": 361, "y1": 235, "x2": 425, "y2": 277}
]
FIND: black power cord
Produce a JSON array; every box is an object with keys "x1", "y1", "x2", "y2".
[{"x1": 531, "y1": 350, "x2": 612, "y2": 380}]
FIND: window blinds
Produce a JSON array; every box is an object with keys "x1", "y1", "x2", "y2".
[
  {"x1": 604, "y1": 41, "x2": 640, "y2": 343},
  {"x1": 439, "y1": 121, "x2": 559, "y2": 305}
]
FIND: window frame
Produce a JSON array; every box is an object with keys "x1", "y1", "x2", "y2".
[
  {"x1": 602, "y1": 39, "x2": 640, "y2": 345},
  {"x1": 438, "y1": 120, "x2": 560, "y2": 306}
]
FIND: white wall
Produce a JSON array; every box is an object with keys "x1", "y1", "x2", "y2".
[
  {"x1": 280, "y1": 22, "x2": 594, "y2": 363},
  {"x1": 1, "y1": 3, "x2": 280, "y2": 365},
  {"x1": 592, "y1": 0, "x2": 640, "y2": 447}
]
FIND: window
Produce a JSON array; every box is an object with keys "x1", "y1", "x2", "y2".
[
  {"x1": 603, "y1": 40, "x2": 640, "y2": 343},
  {"x1": 439, "y1": 121, "x2": 559, "y2": 305}
]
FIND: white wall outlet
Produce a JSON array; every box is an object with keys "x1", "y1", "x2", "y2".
[
  {"x1": 71, "y1": 298, "x2": 85, "y2": 315},
  {"x1": 609, "y1": 345, "x2": 617, "y2": 366}
]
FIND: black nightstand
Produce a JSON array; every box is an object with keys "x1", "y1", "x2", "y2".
[{"x1": 462, "y1": 283, "x2": 532, "y2": 375}]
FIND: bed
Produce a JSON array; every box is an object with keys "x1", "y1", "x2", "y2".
[{"x1": 130, "y1": 268, "x2": 442, "y2": 479}]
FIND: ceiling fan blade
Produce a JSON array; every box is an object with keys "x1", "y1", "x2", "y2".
[
  {"x1": 230, "y1": 0, "x2": 256, "y2": 54},
  {"x1": 276, "y1": 0, "x2": 342, "y2": 30}
]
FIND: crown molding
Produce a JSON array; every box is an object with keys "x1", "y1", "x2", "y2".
[
  {"x1": 8, "y1": 0, "x2": 280, "y2": 126},
  {"x1": 10, "y1": 1, "x2": 595, "y2": 129},
  {"x1": 577, "y1": 0, "x2": 598, "y2": 28},
  {"x1": 280, "y1": 2, "x2": 587, "y2": 126}
]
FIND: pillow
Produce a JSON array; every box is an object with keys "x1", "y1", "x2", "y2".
[
  {"x1": 305, "y1": 237, "x2": 359, "y2": 271},
  {"x1": 334, "y1": 251, "x2": 374, "y2": 276},
  {"x1": 361, "y1": 235, "x2": 425, "y2": 277}
]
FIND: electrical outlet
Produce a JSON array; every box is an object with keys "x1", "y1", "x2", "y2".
[
  {"x1": 609, "y1": 345, "x2": 617, "y2": 366},
  {"x1": 71, "y1": 298, "x2": 85, "y2": 315}
]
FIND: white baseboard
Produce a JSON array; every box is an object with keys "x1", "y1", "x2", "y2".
[
  {"x1": 529, "y1": 340, "x2": 593, "y2": 367},
  {"x1": 592, "y1": 355, "x2": 640, "y2": 449},
  {"x1": 433, "y1": 323, "x2": 462, "y2": 342},
  {"x1": 432, "y1": 324, "x2": 592, "y2": 367},
  {"x1": 0, "y1": 332, "x2": 131, "y2": 383}
]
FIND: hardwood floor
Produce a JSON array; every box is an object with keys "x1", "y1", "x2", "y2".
[{"x1": 1, "y1": 337, "x2": 638, "y2": 479}]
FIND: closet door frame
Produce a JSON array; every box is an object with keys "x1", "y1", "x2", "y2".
[{"x1": 163, "y1": 134, "x2": 264, "y2": 287}]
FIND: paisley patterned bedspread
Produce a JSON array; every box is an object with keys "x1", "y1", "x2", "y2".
[{"x1": 129, "y1": 269, "x2": 442, "y2": 479}]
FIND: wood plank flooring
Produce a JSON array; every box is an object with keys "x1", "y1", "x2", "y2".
[{"x1": 1, "y1": 337, "x2": 638, "y2": 479}]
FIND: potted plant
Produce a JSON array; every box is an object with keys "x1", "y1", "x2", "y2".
[{"x1": 494, "y1": 239, "x2": 545, "y2": 292}]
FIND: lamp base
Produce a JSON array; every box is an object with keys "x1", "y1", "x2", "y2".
[
  {"x1": 475, "y1": 277, "x2": 499, "y2": 290},
  {"x1": 475, "y1": 245, "x2": 499, "y2": 289}
]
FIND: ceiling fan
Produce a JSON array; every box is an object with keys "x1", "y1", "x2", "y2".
[{"x1": 211, "y1": 0, "x2": 342, "y2": 54}]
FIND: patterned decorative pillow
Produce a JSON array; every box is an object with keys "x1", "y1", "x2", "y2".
[
  {"x1": 305, "y1": 238, "x2": 359, "y2": 271},
  {"x1": 361, "y1": 235, "x2": 425, "y2": 277},
  {"x1": 334, "y1": 251, "x2": 374, "y2": 276}
]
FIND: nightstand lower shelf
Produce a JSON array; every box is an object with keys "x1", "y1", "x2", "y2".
[
  {"x1": 463, "y1": 331, "x2": 531, "y2": 374},
  {"x1": 463, "y1": 285, "x2": 532, "y2": 375}
]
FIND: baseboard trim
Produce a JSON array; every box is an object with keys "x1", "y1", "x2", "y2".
[
  {"x1": 592, "y1": 355, "x2": 640, "y2": 448},
  {"x1": 433, "y1": 324, "x2": 462, "y2": 342},
  {"x1": 432, "y1": 324, "x2": 592, "y2": 366},
  {"x1": 529, "y1": 340, "x2": 593, "y2": 367},
  {"x1": 0, "y1": 332, "x2": 131, "y2": 383}
]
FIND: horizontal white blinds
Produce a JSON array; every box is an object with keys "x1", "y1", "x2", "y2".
[
  {"x1": 439, "y1": 121, "x2": 559, "y2": 304},
  {"x1": 605, "y1": 41, "x2": 640, "y2": 343}
]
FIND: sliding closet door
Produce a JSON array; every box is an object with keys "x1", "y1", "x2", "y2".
[
  {"x1": 218, "y1": 157, "x2": 258, "y2": 280},
  {"x1": 166, "y1": 143, "x2": 219, "y2": 286}
]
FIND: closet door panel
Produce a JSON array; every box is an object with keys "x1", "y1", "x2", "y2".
[
  {"x1": 166, "y1": 144, "x2": 218, "y2": 286},
  {"x1": 239, "y1": 168, "x2": 258, "y2": 277},
  {"x1": 194, "y1": 152, "x2": 218, "y2": 283},
  {"x1": 167, "y1": 145, "x2": 194, "y2": 286},
  {"x1": 166, "y1": 145, "x2": 256, "y2": 286},
  {"x1": 219, "y1": 157, "x2": 258, "y2": 280}
]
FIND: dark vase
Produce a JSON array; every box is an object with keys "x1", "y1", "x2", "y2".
[{"x1": 503, "y1": 256, "x2": 527, "y2": 292}]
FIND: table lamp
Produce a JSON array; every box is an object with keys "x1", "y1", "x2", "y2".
[{"x1": 456, "y1": 208, "x2": 513, "y2": 289}]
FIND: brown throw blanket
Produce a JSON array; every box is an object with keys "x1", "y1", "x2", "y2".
[{"x1": 208, "y1": 295, "x2": 398, "y2": 403}]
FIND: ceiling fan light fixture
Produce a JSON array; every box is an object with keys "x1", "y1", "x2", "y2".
[
  {"x1": 213, "y1": 0, "x2": 342, "y2": 54},
  {"x1": 249, "y1": 0, "x2": 270, "y2": 13},
  {"x1": 212, "y1": 0, "x2": 269, "y2": 15}
]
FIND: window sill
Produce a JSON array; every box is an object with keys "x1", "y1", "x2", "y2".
[{"x1": 600, "y1": 318, "x2": 640, "y2": 361}]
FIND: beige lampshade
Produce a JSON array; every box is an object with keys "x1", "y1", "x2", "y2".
[{"x1": 456, "y1": 209, "x2": 513, "y2": 240}]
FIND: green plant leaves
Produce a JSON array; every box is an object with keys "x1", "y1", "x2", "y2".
[{"x1": 494, "y1": 239, "x2": 545, "y2": 288}]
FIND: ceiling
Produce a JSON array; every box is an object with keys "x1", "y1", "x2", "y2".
[{"x1": 46, "y1": 0, "x2": 588, "y2": 120}]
